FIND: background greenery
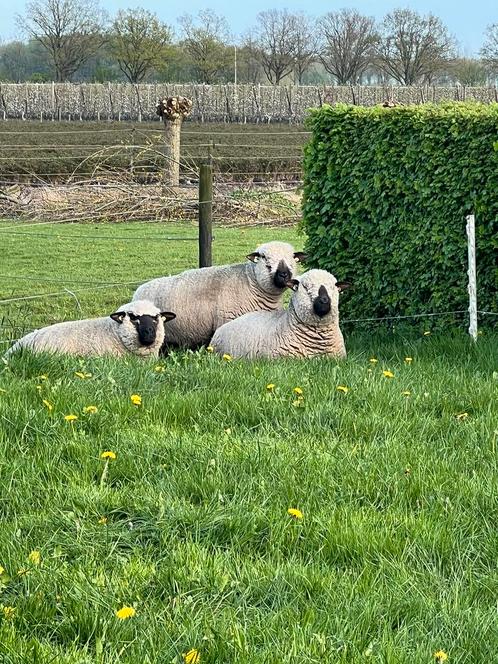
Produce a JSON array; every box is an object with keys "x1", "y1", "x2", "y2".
[
  {"x1": 0, "y1": 221, "x2": 497, "y2": 662},
  {"x1": 302, "y1": 103, "x2": 498, "y2": 328}
]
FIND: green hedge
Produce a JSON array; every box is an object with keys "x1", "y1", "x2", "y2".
[{"x1": 302, "y1": 103, "x2": 498, "y2": 328}]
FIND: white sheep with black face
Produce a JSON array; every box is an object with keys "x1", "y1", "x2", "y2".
[
  {"x1": 209, "y1": 269, "x2": 350, "y2": 359},
  {"x1": 132, "y1": 241, "x2": 306, "y2": 349},
  {"x1": 4, "y1": 300, "x2": 176, "y2": 359}
]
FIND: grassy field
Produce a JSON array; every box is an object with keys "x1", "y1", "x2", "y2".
[
  {"x1": 0, "y1": 121, "x2": 308, "y2": 180},
  {"x1": 0, "y1": 221, "x2": 497, "y2": 663}
]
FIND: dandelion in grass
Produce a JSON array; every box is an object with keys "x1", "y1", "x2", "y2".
[
  {"x1": 101, "y1": 451, "x2": 116, "y2": 460},
  {"x1": 222, "y1": 353, "x2": 232, "y2": 362},
  {"x1": 206, "y1": 346, "x2": 214, "y2": 353},
  {"x1": 369, "y1": 358, "x2": 378, "y2": 364},
  {"x1": 402, "y1": 391, "x2": 411, "y2": 397},
  {"x1": 28, "y1": 550, "x2": 41, "y2": 566},
  {"x1": 434, "y1": 651, "x2": 448, "y2": 663},
  {"x1": 336, "y1": 385, "x2": 349, "y2": 394},
  {"x1": 266, "y1": 383, "x2": 276, "y2": 392},
  {"x1": 287, "y1": 508, "x2": 303, "y2": 520},
  {"x1": 115, "y1": 606, "x2": 136, "y2": 620},
  {"x1": 292, "y1": 397, "x2": 304, "y2": 408},
  {"x1": 456, "y1": 412, "x2": 469, "y2": 421},
  {"x1": 382, "y1": 370, "x2": 394, "y2": 379},
  {"x1": 42, "y1": 399, "x2": 53, "y2": 412},
  {"x1": 37, "y1": 374, "x2": 48, "y2": 381},
  {"x1": 293, "y1": 387, "x2": 303, "y2": 396},
  {"x1": 74, "y1": 371, "x2": 92, "y2": 379},
  {"x1": 83, "y1": 405, "x2": 98, "y2": 415},
  {"x1": 183, "y1": 648, "x2": 200, "y2": 663},
  {"x1": 2, "y1": 606, "x2": 16, "y2": 620},
  {"x1": 130, "y1": 394, "x2": 142, "y2": 406},
  {"x1": 404, "y1": 357, "x2": 413, "y2": 364},
  {"x1": 64, "y1": 414, "x2": 78, "y2": 423},
  {"x1": 154, "y1": 365, "x2": 165, "y2": 373},
  {"x1": 98, "y1": 516, "x2": 108, "y2": 525}
]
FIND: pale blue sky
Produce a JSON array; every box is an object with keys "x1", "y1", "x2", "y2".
[{"x1": 2, "y1": 0, "x2": 496, "y2": 55}]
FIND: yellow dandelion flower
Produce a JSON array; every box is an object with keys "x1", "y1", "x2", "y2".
[
  {"x1": 130, "y1": 394, "x2": 142, "y2": 406},
  {"x1": 115, "y1": 606, "x2": 136, "y2": 620},
  {"x1": 83, "y1": 405, "x2": 98, "y2": 414},
  {"x1": 101, "y1": 451, "x2": 116, "y2": 460},
  {"x1": 402, "y1": 390, "x2": 411, "y2": 397},
  {"x1": 206, "y1": 346, "x2": 214, "y2": 353},
  {"x1": 382, "y1": 370, "x2": 394, "y2": 379},
  {"x1": 28, "y1": 550, "x2": 41, "y2": 566},
  {"x1": 154, "y1": 365, "x2": 165, "y2": 373},
  {"x1": 404, "y1": 357, "x2": 413, "y2": 364},
  {"x1": 222, "y1": 353, "x2": 232, "y2": 362},
  {"x1": 74, "y1": 371, "x2": 92, "y2": 379},
  {"x1": 64, "y1": 414, "x2": 78, "y2": 422},
  {"x1": 336, "y1": 385, "x2": 349, "y2": 394},
  {"x1": 456, "y1": 412, "x2": 469, "y2": 421},
  {"x1": 434, "y1": 651, "x2": 448, "y2": 662},
  {"x1": 287, "y1": 508, "x2": 303, "y2": 520},
  {"x1": 423, "y1": 331, "x2": 431, "y2": 336},
  {"x1": 293, "y1": 386, "x2": 303, "y2": 395},
  {"x1": 98, "y1": 516, "x2": 108, "y2": 525},
  {"x1": 266, "y1": 383, "x2": 276, "y2": 391},
  {"x1": 0, "y1": 565, "x2": 5, "y2": 575},
  {"x1": 2, "y1": 606, "x2": 16, "y2": 620},
  {"x1": 369, "y1": 358, "x2": 378, "y2": 364},
  {"x1": 183, "y1": 649, "x2": 200, "y2": 664},
  {"x1": 42, "y1": 399, "x2": 53, "y2": 411}
]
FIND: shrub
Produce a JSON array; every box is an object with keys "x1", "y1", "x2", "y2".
[{"x1": 302, "y1": 103, "x2": 498, "y2": 328}]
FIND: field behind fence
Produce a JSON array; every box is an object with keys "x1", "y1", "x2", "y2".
[{"x1": 1, "y1": 83, "x2": 498, "y2": 122}]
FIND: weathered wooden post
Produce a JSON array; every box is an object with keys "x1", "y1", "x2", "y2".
[
  {"x1": 198, "y1": 162, "x2": 213, "y2": 268},
  {"x1": 156, "y1": 96, "x2": 193, "y2": 187}
]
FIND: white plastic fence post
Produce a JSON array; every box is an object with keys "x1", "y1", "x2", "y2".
[{"x1": 466, "y1": 214, "x2": 478, "y2": 341}]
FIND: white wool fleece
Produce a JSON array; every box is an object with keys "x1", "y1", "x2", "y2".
[{"x1": 210, "y1": 270, "x2": 349, "y2": 359}]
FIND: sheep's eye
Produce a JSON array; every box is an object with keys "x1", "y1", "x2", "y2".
[{"x1": 128, "y1": 313, "x2": 139, "y2": 322}]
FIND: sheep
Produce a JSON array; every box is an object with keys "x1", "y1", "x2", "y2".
[
  {"x1": 209, "y1": 269, "x2": 351, "y2": 359},
  {"x1": 132, "y1": 241, "x2": 307, "y2": 349},
  {"x1": 4, "y1": 300, "x2": 176, "y2": 359}
]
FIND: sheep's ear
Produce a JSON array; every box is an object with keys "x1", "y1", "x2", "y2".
[
  {"x1": 336, "y1": 281, "x2": 352, "y2": 292},
  {"x1": 160, "y1": 311, "x2": 176, "y2": 322},
  {"x1": 286, "y1": 279, "x2": 300, "y2": 292},
  {"x1": 246, "y1": 251, "x2": 261, "y2": 263},
  {"x1": 110, "y1": 311, "x2": 126, "y2": 324},
  {"x1": 293, "y1": 251, "x2": 308, "y2": 263}
]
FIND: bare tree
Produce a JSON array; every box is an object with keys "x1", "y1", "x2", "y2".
[
  {"x1": 450, "y1": 58, "x2": 487, "y2": 86},
  {"x1": 293, "y1": 13, "x2": 319, "y2": 84},
  {"x1": 319, "y1": 9, "x2": 377, "y2": 84},
  {"x1": 253, "y1": 9, "x2": 299, "y2": 85},
  {"x1": 109, "y1": 9, "x2": 172, "y2": 83},
  {"x1": 376, "y1": 9, "x2": 454, "y2": 85},
  {"x1": 481, "y1": 24, "x2": 498, "y2": 73},
  {"x1": 17, "y1": 0, "x2": 107, "y2": 81},
  {"x1": 178, "y1": 10, "x2": 232, "y2": 84}
]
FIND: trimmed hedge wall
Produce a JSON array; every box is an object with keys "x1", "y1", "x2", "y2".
[{"x1": 302, "y1": 103, "x2": 498, "y2": 328}]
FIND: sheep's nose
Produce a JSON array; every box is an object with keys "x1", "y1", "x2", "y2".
[
  {"x1": 277, "y1": 268, "x2": 290, "y2": 280},
  {"x1": 313, "y1": 286, "x2": 331, "y2": 317},
  {"x1": 139, "y1": 326, "x2": 156, "y2": 346}
]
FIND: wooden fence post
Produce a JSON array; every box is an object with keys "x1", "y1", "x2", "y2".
[
  {"x1": 466, "y1": 214, "x2": 478, "y2": 341},
  {"x1": 199, "y1": 162, "x2": 213, "y2": 268},
  {"x1": 156, "y1": 96, "x2": 193, "y2": 187}
]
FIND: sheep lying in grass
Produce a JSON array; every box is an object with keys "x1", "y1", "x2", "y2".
[
  {"x1": 5, "y1": 300, "x2": 176, "y2": 359},
  {"x1": 210, "y1": 269, "x2": 350, "y2": 359},
  {"x1": 133, "y1": 241, "x2": 306, "y2": 349}
]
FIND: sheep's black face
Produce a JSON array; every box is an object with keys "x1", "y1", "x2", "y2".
[
  {"x1": 272, "y1": 259, "x2": 292, "y2": 289},
  {"x1": 313, "y1": 285, "x2": 331, "y2": 318},
  {"x1": 129, "y1": 313, "x2": 159, "y2": 346}
]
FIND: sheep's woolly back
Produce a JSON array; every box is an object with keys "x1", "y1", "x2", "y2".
[
  {"x1": 5, "y1": 299, "x2": 166, "y2": 359},
  {"x1": 210, "y1": 269, "x2": 347, "y2": 360},
  {"x1": 132, "y1": 241, "x2": 300, "y2": 348}
]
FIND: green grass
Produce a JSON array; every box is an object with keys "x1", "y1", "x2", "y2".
[
  {"x1": 0, "y1": 221, "x2": 497, "y2": 663},
  {"x1": 0, "y1": 121, "x2": 307, "y2": 179}
]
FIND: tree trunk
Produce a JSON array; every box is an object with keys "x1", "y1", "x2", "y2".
[{"x1": 156, "y1": 96, "x2": 193, "y2": 187}]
